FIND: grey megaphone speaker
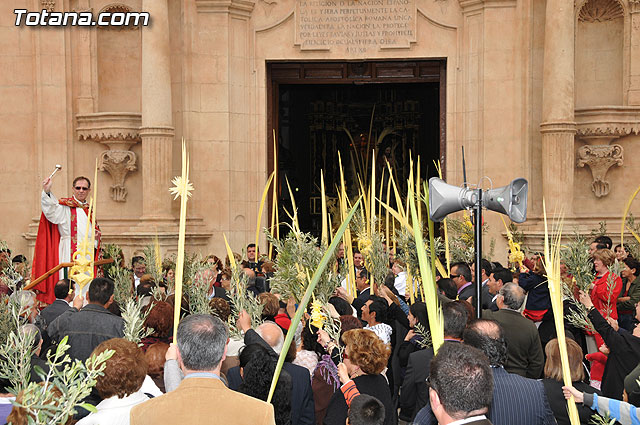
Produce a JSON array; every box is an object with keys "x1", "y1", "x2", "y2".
[
  {"x1": 483, "y1": 178, "x2": 528, "y2": 223},
  {"x1": 428, "y1": 177, "x2": 478, "y2": 222}
]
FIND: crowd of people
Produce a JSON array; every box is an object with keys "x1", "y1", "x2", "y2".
[{"x1": 2, "y1": 227, "x2": 640, "y2": 424}]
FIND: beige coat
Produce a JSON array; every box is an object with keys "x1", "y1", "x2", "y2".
[{"x1": 130, "y1": 376, "x2": 275, "y2": 425}]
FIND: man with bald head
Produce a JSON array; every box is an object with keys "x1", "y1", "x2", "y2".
[
  {"x1": 255, "y1": 321, "x2": 285, "y2": 353},
  {"x1": 231, "y1": 312, "x2": 315, "y2": 425},
  {"x1": 481, "y1": 283, "x2": 544, "y2": 379},
  {"x1": 463, "y1": 319, "x2": 556, "y2": 425}
]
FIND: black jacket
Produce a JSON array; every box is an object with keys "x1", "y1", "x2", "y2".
[
  {"x1": 323, "y1": 374, "x2": 393, "y2": 425},
  {"x1": 399, "y1": 347, "x2": 433, "y2": 421},
  {"x1": 47, "y1": 303, "x2": 124, "y2": 362},
  {"x1": 228, "y1": 329, "x2": 316, "y2": 425},
  {"x1": 542, "y1": 379, "x2": 600, "y2": 425},
  {"x1": 458, "y1": 282, "x2": 475, "y2": 302},
  {"x1": 351, "y1": 289, "x2": 371, "y2": 318},
  {"x1": 518, "y1": 272, "x2": 551, "y2": 311},
  {"x1": 588, "y1": 307, "x2": 640, "y2": 398},
  {"x1": 39, "y1": 299, "x2": 73, "y2": 328}
]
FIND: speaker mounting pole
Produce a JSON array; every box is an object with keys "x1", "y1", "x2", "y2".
[{"x1": 473, "y1": 189, "x2": 483, "y2": 319}]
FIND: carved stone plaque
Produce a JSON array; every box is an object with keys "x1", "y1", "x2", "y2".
[{"x1": 295, "y1": 0, "x2": 416, "y2": 53}]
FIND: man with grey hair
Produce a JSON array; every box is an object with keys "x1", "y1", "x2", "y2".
[
  {"x1": 10, "y1": 290, "x2": 39, "y2": 323},
  {"x1": 131, "y1": 314, "x2": 275, "y2": 424},
  {"x1": 230, "y1": 312, "x2": 315, "y2": 425},
  {"x1": 19, "y1": 323, "x2": 50, "y2": 384},
  {"x1": 256, "y1": 321, "x2": 285, "y2": 354},
  {"x1": 482, "y1": 283, "x2": 544, "y2": 379}
]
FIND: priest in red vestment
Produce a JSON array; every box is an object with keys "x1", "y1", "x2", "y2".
[{"x1": 31, "y1": 175, "x2": 100, "y2": 304}]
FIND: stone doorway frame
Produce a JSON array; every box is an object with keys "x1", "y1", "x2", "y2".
[{"x1": 266, "y1": 59, "x2": 447, "y2": 182}]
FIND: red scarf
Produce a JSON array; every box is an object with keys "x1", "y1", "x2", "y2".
[{"x1": 57, "y1": 197, "x2": 100, "y2": 253}]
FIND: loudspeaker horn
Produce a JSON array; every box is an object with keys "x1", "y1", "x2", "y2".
[
  {"x1": 483, "y1": 178, "x2": 528, "y2": 223},
  {"x1": 428, "y1": 177, "x2": 478, "y2": 222}
]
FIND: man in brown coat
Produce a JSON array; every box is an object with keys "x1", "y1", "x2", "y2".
[{"x1": 130, "y1": 314, "x2": 275, "y2": 425}]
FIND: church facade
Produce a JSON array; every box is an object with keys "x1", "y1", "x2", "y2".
[{"x1": 2, "y1": 0, "x2": 640, "y2": 261}]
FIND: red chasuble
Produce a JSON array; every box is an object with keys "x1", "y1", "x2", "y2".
[{"x1": 31, "y1": 198, "x2": 101, "y2": 304}]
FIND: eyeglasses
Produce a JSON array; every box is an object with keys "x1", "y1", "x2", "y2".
[
  {"x1": 450, "y1": 274, "x2": 460, "y2": 278},
  {"x1": 74, "y1": 186, "x2": 89, "y2": 191}
]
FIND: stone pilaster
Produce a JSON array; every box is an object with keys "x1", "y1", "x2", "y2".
[
  {"x1": 629, "y1": 1, "x2": 640, "y2": 105},
  {"x1": 140, "y1": 0, "x2": 174, "y2": 222},
  {"x1": 540, "y1": 123, "x2": 576, "y2": 210},
  {"x1": 139, "y1": 126, "x2": 174, "y2": 218},
  {"x1": 540, "y1": 0, "x2": 576, "y2": 214}
]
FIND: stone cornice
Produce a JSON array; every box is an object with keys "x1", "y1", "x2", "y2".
[
  {"x1": 76, "y1": 112, "x2": 142, "y2": 147},
  {"x1": 195, "y1": 0, "x2": 255, "y2": 18},
  {"x1": 575, "y1": 106, "x2": 640, "y2": 137},
  {"x1": 458, "y1": 0, "x2": 516, "y2": 14},
  {"x1": 539, "y1": 121, "x2": 577, "y2": 134},
  {"x1": 139, "y1": 126, "x2": 175, "y2": 138}
]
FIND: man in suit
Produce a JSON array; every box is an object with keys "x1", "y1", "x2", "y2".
[
  {"x1": 428, "y1": 342, "x2": 494, "y2": 425},
  {"x1": 481, "y1": 283, "x2": 544, "y2": 379},
  {"x1": 463, "y1": 319, "x2": 556, "y2": 425},
  {"x1": 230, "y1": 314, "x2": 315, "y2": 425},
  {"x1": 37, "y1": 278, "x2": 74, "y2": 355},
  {"x1": 399, "y1": 301, "x2": 468, "y2": 422},
  {"x1": 40, "y1": 279, "x2": 75, "y2": 326},
  {"x1": 451, "y1": 262, "x2": 474, "y2": 302},
  {"x1": 484, "y1": 268, "x2": 512, "y2": 312},
  {"x1": 472, "y1": 259, "x2": 493, "y2": 309},
  {"x1": 336, "y1": 269, "x2": 372, "y2": 318},
  {"x1": 130, "y1": 314, "x2": 275, "y2": 425},
  {"x1": 39, "y1": 278, "x2": 74, "y2": 327}
]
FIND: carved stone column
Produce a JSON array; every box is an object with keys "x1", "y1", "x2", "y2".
[
  {"x1": 140, "y1": 0, "x2": 174, "y2": 222},
  {"x1": 540, "y1": 0, "x2": 576, "y2": 213}
]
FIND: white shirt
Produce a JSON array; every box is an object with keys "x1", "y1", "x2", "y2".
[
  {"x1": 365, "y1": 323, "x2": 393, "y2": 345},
  {"x1": 341, "y1": 275, "x2": 352, "y2": 291},
  {"x1": 449, "y1": 414, "x2": 489, "y2": 424},
  {"x1": 394, "y1": 271, "x2": 408, "y2": 296},
  {"x1": 140, "y1": 374, "x2": 162, "y2": 397},
  {"x1": 76, "y1": 391, "x2": 149, "y2": 425}
]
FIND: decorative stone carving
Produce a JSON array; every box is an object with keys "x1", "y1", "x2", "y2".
[
  {"x1": 578, "y1": 0, "x2": 624, "y2": 22},
  {"x1": 99, "y1": 150, "x2": 137, "y2": 202},
  {"x1": 41, "y1": 0, "x2": 55, "y2": 11},
  {"x1": 98, "y1": 4, "x2": 142, "y2": 30},
  {"x1": 577, "y1": 144, "x2": 623, "y2": 198},
  {"x1": 575, "y1": 106, "x2": 640, "y2": 142},
  {"x1": 258, "y1": 0, "x2": 277, "y2": 16},
  {"x1": 76, "y1": 113, "x2": 142, "y2": 202}
]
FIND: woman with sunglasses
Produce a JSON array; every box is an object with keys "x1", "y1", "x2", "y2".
[{"x1": 323, "y1": 329, "x2": 394, "y2": 425}]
